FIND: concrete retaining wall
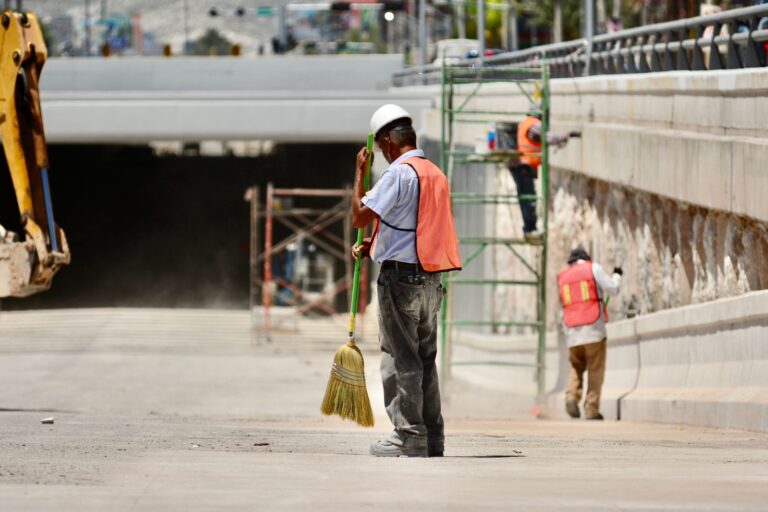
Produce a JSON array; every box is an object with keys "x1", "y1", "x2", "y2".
[
  {"x1": 546, "y1": 290, "x2": 768, "y2": 432},
  {"x1": 617, "y1": 289, "x2": 768, "y2": 431}
]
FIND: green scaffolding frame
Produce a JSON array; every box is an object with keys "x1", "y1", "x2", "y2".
[{"x1": 439, "y1": 64, "x2": 551, "y2": 402}]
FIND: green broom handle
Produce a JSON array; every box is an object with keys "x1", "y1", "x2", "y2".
[{"x1": 348, "y1": 133, "x2": 374, "y2": 339}]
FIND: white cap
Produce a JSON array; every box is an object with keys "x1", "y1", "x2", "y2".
[{"x1": 370, "y1": 104, "x2": 412, "y2": 138}]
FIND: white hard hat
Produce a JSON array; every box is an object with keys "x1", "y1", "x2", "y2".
[{"x1": 370, "y1": 104, "x2": 412, "y2": 138}]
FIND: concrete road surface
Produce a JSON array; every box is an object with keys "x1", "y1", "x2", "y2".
[{"x1": 0, "y1": 309, "x2": 766, "y2": 511}]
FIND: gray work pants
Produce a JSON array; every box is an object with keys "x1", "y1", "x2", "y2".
[{"x1": 377, "y1": 268, "x2": 445, "y2": 451}]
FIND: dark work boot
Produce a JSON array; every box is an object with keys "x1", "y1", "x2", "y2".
[
  {"x1": 565, "y1": 399, "x2": 581, "y2": 419},
  {"x1": 428, "y1": 442, "x2": 444, "y2": 457},
  {"x1": 585, "y1": 412, "x2": 604, "y2": 421}
]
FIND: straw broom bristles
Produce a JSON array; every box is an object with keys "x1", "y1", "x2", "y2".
[{"x1": 320, "y1": 339, "x2": 374, "y2": 427}]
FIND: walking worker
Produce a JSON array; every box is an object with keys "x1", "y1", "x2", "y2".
[
  {"x1": 557, "y1": 247, "x2": 622, "y2": 421},
  {"x1": 511, "y1": 106, "x2": 575, "y2": 241},
  {"x1": 351, "y1": 104, "x2": 462, "y2": 457}
]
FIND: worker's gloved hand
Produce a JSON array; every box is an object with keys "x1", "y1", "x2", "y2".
[
  {"x1": 613, "y1": 266, "x2": 623, "y2": 276},
  {"x1": 352, "y1": 238, "x2": 372, "y2": 260},
  {"x1": 569, "y1": 131, "x2": 582, "y2": 138}
]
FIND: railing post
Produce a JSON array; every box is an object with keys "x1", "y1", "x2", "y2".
[
  {"x1": 692, "y1": 25, "x2": 707, "y2": 70},
  {"x1": 726, "y1": 20, "x2": 743, "y2": 69}
]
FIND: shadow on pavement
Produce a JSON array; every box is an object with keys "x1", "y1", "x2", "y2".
[{"x1": 443, "y1": 454, "x2": 525, "y2": 459}]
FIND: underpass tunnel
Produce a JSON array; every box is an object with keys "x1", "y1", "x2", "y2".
[{"x1": 0, "y1": 142, "x2": 360, "y2": 310}]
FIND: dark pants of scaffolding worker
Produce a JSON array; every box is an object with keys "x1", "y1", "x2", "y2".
[
  {"x1": 510, "y1": 163, "x2": 538, "y2": 234},
  {"x1": 377, "y1": 267, "x2": 445, "y2": 456}
]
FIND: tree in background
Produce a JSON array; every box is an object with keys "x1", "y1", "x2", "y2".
[
  {"x1": 460, "y1": 0, "x2": 748, "y2": 49},
  {"x1": 518, "y1": 0, "x2": 711, "y2": 43},
  {"x1": 190, "y1": 28, "x2": 232, "y2": 56},
  {"x1": 520, "y1": 0, "x2": 582, "y2": 41},
  {"x1": 464, "y1": 0, "x2": 507, "y2": 48}
]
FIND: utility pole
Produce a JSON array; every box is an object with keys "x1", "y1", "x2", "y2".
[
  {"x1": 278, "y1": 4, "x2": 287, "y2": 53},
  {"x1": 501, "y1": 0, "x2": 508, "y2": 50},
  {"x1": 457, "y1": 0, "x2": 466, "y2": 39},
  {"x1": 419, "y1": 0, "x2": 426, "y2": 65},
  {"x1": 182, "y1": 0, "x2": 190, "y2": 54},
  {"x1": 84, "y1": 0, "x2": 91, "y2": 56},
  {"x1": 509, "y1": 2, "x2": 518, "y2": 50},
  {"x1": 553, "y1": 0, "x2": 563, "y2": 43},
  {"x1": 584, "y1": 0, "x2": 595, "y2": 75},
  {"x1": 477, "y1": 0, "x2": 485, "y2": 61},
  {"x1": 405, "y1": 0, "x2": 413, "y2": 62}
]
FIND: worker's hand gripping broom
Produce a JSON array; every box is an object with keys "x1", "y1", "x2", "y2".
[{"x1": 320, "y1": 134, "x2": 375, "y2": 427}]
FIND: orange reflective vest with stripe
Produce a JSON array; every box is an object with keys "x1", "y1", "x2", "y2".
[
  {"x1": 371, "y1": 156, "x2": 462, "y2": 273},
  {"x1": 517, "y1": 115, "x2": 541, "y2": 168},
  {"x1": 557, "y1": 262, "x2": 601, "y2": 328}
]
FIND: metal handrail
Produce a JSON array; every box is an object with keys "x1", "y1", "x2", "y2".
[{"x1": 392, "y1": 4, "x2": 768, "y2": 86}]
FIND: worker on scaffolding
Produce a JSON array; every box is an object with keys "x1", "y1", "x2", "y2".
[
  {"x1": 512, "y1": 106, "x2": 576, "y2": 241},
  {"x1": 352, "y1": 104, "x2": 461, "y2": 457},
  {"x1": 557, "y1": 247, "x2": 622, "y2": 421}
]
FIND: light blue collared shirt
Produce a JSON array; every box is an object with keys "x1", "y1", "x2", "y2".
[{"x1": 362, "y1": 149, "x2": 424, "y2": 264}]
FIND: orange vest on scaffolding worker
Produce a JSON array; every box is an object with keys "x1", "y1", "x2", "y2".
[
  {"x1": 517, "y1": 115, "x2": 541, "y2": 168},
  {"x1": 372, "y1": 156, "x2": 462, "y2": 273},
  {"x1": 557, "y1": 262, "x2": 601, "y2": 328}
]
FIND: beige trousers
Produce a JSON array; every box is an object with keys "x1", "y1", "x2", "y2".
[{"x1": 566, "y1": 339, "x2": 606, "y2": 416}]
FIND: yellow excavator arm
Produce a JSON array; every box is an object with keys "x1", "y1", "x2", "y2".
[{"x1": 0, "y1": 10, "x2": 69, "y2": 297}]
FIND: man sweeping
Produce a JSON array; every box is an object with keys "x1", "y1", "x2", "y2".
[
  {"x1": 557, "y1": 247, "x2": 622, "y2": 421},
  {"x1": 352, "y1": 104, "x2": 462, "y2": 457}
]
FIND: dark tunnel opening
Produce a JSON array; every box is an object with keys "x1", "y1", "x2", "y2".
[{"x1": 1, "y1": 143, "x2": 360, "y2": 310}]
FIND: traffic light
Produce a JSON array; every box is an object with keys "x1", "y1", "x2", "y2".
[
  {"x1": 208, "y1": 7, "x2": 219, "y2": 17},
  {"x1": 235, "y1": 6, "x2": 246, "y2": 17}
]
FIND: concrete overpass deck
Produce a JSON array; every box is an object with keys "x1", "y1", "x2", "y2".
[{"x1": 38, "y1": 56, "x2": 433, "y2": 144}]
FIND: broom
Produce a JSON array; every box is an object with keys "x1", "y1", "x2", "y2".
[{"x1": 320, "y1": 133, "x2": 375, "y2": 427}]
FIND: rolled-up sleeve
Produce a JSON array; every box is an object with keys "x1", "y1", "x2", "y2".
[{"x1": 362, "y1": 169, "x2": 398, "y2": 219}]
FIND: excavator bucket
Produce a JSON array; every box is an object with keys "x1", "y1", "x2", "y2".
[{"x1": 0, "y1": 10, "x2": 69, "y2": 297}]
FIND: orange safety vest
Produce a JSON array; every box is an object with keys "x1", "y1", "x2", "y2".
[
  {"x1": 371, "y1": 156, "x2": 462, "y2": 273},
  {"x1": 557, "y1": 262, "x2": 601, "y2": 328},
  {"x1": 517, "y1": 115, "x2": 541, "y2": 168}
]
